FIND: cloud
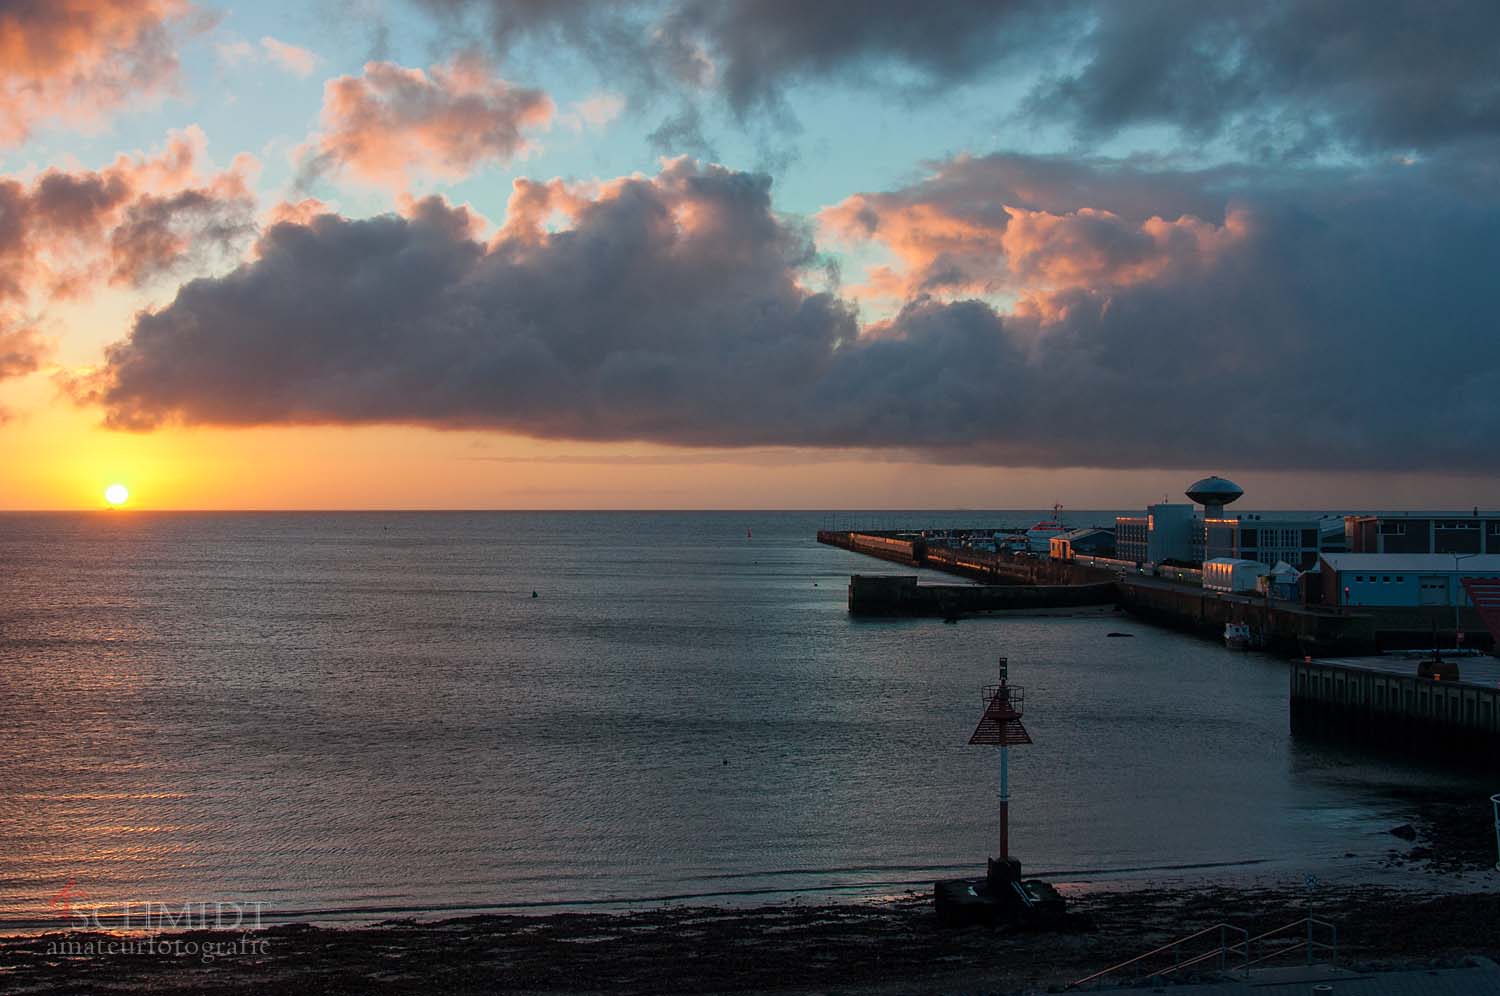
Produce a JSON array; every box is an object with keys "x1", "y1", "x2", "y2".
[
  {"x1": 411, "y1": 0, "x2": 1057, "y2": 114},
  {"x1": 560, "y1": 93, "x2": 624, "y2": 132},
  {"x1": 819, "y1": 157, "x2": 1251, "y2": 302},
  {"x1": 215, "y1": 38, "x2": 254, "y2": 68},
  {"x1": 0, "y1": 324, "x2": 47, "y2": 381},
  {"x1": 1032, "y1": 2, "x2": 1500, "y2": 155},
  {"x1": 408, "y1": 1, "x2": 1500, "y2": 155},
  {"x1": 0, "y1": 0, "x2": 191, "y2": 147},
  {"x1": 260, "y1": 36, "x2": 318, "y2": 77},
  {"x1": 304, "y1": 56, "x2": 554, "y2": 190},
  {"x1": 72, "y1": 153, "x2": 1500, "y2": 472},
  {"x1": 0, "y1": 127, "x2": 256, "y2": 315}
]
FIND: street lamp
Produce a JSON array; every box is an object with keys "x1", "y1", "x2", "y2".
[{"x1": 1455, "y1": 552, "x2": 1480, "y2": 648}]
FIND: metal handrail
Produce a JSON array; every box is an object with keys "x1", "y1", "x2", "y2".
[
  {"x1": 1067, "y1": 923, "x2": 1248, "y2": 989},
  {"x1": 1243, "y1": 916, "x2": 1337, "y2": 967},
  {"x1": 1242, "y1": 940, "x2": 1313, "y2": 971},
  {"x1": 1068, "y1": 916, "x2": 1338, "y2": 990}
]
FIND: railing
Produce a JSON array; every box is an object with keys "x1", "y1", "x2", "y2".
[
  {"x1": 1239, "y1": 917, "x2": 1337, "y2": 970},
  {"x1": 1068, "y1": 917, "x2": 1337, "y2": 990},
  {"x1": 1491, "y1": 793, "x2": 1500, "y2": 870},
  {"x1": 1067, "y1": 923, "x2": 1249, "y2": 989}
]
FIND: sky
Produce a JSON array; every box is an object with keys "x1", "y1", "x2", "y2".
[{"x1": 2, "y1": 0, "x2": 1498, "y2": 510}]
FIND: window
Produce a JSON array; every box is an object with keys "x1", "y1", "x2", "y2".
[
  {"x1": 1383, "y1": 576, "x2": 1391, "y2": 582},
  {"x1": 1380, "y1": 521, "x2": 1407, "y2": 535},
  {"x1": 1396, "y1": 576, "x2": 1404, "y2": 582}
]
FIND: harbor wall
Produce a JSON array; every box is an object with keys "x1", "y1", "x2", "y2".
[
  {"x1": 1290, "y1": 657, "x2": 1500, "y2": 756},
  {"x1": 847, "y1": 574, "x2": 1118, "y2": 617},
  {"x1": 1115, "y1": 579, "x2": 1380, "y2": 656},
  {"x1": 815, "y1": 530, "x2": 1118, "y2": 585},
  {"x1": 822, "y1": 528, "x2": 1440, "y2": 654}
]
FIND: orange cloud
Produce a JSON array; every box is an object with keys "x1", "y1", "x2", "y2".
[
  {"x1": 308, "y1": 57, "x2": 554, "y2": 190},
  {"x1": 0, "y1": 0, "x2": 190, "y2": 146},
  {"x1": 820, "y1": 194, "x2": 1009, "y2": 299},
  {"x1": 820, "y1": 169, "x2": 1251, "y2": 315},
  {"x1": 0, "y1": 128, "x2": 256, "y2": 320},
  {"x1": 260, "y1": 36, "x2": 317, "y2": 77},
  {"x1": 264, "y1": 197, "x2": 331, "y2": 228}
]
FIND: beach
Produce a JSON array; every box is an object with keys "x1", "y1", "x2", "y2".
[
  {"x1": 9, "y1": 801, "x2": 1500, "y2": 995},
  {"x1": 8, "y1": 879, "x2": 1500, "y2": 995}
]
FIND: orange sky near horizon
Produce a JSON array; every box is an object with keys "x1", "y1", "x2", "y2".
[{"x1": 5, "y1": 386, "x2": 1495, "y2": 512}]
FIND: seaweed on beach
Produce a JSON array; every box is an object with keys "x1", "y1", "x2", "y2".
[{"x1": 4, "y1": 884, "x2": 1500, "y2": 995}]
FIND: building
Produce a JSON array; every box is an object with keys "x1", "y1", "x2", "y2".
[
  {"x1": 1203, "y1": 512, "x2": 1346, "y2": 570},
  {"x1": 1114, "y1": 475, "x2": 1345, "y2": 569},
  {"x1": 1115, "y1": 503, "x2": 1196, "y2": 565},
  {"x1": 1346, "y1": 512, "x2": 1500, "y2": 555},
  {"x1": 1049, "y1": 527, "x2": 1115, "y2": 561},
  {"x1": 1318, "y1": 553, "x2": 1500, "y2": 608},
  {"x1": 1203, "y1": 558, "x2": 1266, "y2": 593}
]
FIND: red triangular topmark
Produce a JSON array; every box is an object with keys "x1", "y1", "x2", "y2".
[{"x1": 969, "y1": 688, "x2": 1032, "y2": 745}]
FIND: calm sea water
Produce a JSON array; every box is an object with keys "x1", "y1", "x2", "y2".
[{"x1": 0, "y1": 511, "x2": 1488, "y2": 925}]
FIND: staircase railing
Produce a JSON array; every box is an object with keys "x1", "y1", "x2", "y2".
[
  {"x1": 1239, "y1": 917, "x2": 1337, "y2": 970},
  {"x1": 1068, "y1": 916, "x2": 1337, "y2": 990},
  {"x1": 1066, "y1": 923, "x2": 1249, "y2": 989}
]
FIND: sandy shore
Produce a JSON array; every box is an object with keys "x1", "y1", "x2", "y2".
[
  {"x1": 4, "y1": 881, "x2": 1499, "y2": 995},
  {"x1": 5, "y1": 793, "x2": 1497, "y2": 995}
]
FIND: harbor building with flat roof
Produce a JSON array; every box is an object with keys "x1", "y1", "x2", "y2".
[
  {"x1": 1204, "y1": 513, "x2": 1346, "y2": 570},
  {"x1": 1115, "y1": 503, "x2": 1195, "y2": 564},
  {"x1": 1346, "y1": 512, "x2": 1500, "y2": 555},
  {"x1": 1049, "y1": 527, "x2": 1114, "y2": 561},
  {"x1": 1318, "y1": 553, "x2": 1500, "y2": 608}
]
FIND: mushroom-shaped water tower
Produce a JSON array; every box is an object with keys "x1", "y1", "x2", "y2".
[{"x1": 1186, "y1": 475, "x2": 1244, "y2": 519}]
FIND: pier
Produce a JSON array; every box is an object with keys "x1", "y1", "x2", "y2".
[
  {"x1": 1290, "y1": 654, "x2": 1500, "y2": 755},
  {"x1": 848, "y1": 574, "x2": 1117, "y2": 617},
  {"x1": 819, "y1": 529, "x2": 1379, "y2": 653}
]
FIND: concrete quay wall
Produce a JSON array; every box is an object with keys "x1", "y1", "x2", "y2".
[
  {"x1": 1290, "y1": 657, "x2": 1500, "y2": 756},
  {"x1": 847, "y1": 574, "x2": 1118, "y2": 617},
  {"x1": 1116, "y1": 579, "x2": 1379, "y2": 656}
]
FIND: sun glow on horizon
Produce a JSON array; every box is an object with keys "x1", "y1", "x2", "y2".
[{"x1": 104, "y1": 483, "x2": 129, "y2": 507}]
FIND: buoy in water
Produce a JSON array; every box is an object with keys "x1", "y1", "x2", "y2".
[{"x1": 531, "y1": 591, "x2": 538, "y2": 598}]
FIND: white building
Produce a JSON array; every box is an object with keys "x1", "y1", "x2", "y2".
[{"x1": 1318, "y1": 553, "x2": 1500, "y2": 608}]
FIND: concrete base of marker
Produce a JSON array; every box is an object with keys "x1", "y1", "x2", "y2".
[{"x1": 933, "y1": 856, "x2": 1068, "y2": 928}]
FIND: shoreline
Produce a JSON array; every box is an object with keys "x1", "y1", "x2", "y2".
[
  {"x1": 5, "y1": 880, "x2": 1500, "y2": 995},
  {"x1": 6, "y1": 813, "x2": 1498, "y2": 995}
]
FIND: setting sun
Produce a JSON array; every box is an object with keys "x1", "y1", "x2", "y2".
[{"x1": 104, "y1": 483, "x2": 129, "y2": 507}]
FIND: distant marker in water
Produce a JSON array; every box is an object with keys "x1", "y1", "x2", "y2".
[{"x1": 531, "y1": 590, "x2": 538, "y2": 598}]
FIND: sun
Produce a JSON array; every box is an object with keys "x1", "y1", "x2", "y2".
[{"x1": 104, "y1": 483, "x2": 129, "y2": 507}]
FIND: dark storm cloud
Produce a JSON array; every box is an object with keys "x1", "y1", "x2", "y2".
[
  {"x1": 80, "y1": 161, "x2": 860, "y2": 439},
  {"x1": 407, "y1": 0, "x2": 1500, "y2": 153},
  {"x1": 77, "y1": 155, "x2": 1500, "y2": 472},
  {"x1": 1036, "y1": 1, "x2": 1500, "y2": 155},
  {"x1": 409, "y1": 0, "x2": 1063, "y2": 114}
]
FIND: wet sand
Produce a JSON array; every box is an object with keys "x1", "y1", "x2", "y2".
[
  {"x1": 5, "y1": 791, "x2": 1497, "y2": 995},
  {"x1": 6, "y1": 881, "x2": 1500, "y2": 995}
]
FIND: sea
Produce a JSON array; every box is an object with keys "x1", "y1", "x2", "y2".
[{"x1": 0, "y1": 510, "x2": 1490, "y2": 927}]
